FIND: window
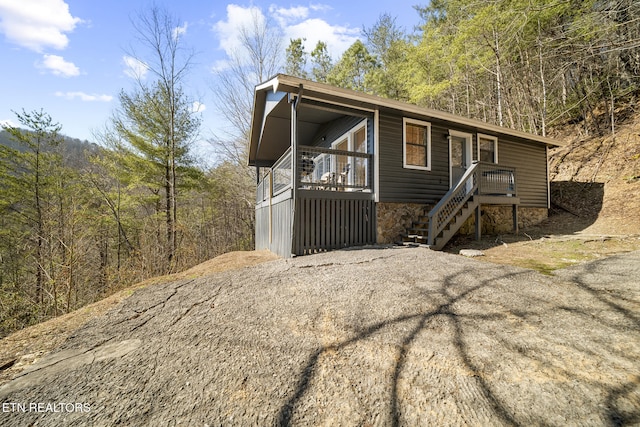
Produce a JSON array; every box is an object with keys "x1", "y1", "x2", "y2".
[
  {"x1": 352, "y1": 126, "x2": 367, "y2": 187},
  {"x1": 403, "y1": 118, "x2": 431, "y2": 170},
  {"x1": 477, "y1": 134, "x2": 498, "y2": 163},
  {"x1": 329, "y1": 120, "x2": 368, "y2": 188},
  {"x1": 313, "y1": 153, "x2": 331, "y2": 182}
]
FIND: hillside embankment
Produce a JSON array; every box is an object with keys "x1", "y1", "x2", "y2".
[{"x1": 549, "y1": 110, "x2": 640, "y2": 235}]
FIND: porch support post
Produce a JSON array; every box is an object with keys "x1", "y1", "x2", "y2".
[
  {"x1": 475, "y1": 204, "x2": 482, "y2": 241},
  {"x1": 512, "y1": 205, "x2": 519, "y2": 233},
  {"x1": 289, "y1": 84, "x2": 303, "y2": 256}
]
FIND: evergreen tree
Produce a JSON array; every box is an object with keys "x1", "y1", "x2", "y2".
[
  {"x1": 310, "y1": 41, "x2": 332, "y2": 83},
  {"x1": 285, "y1": 38, "x2": 308, "y2": 78},
  {"x1": 0, "y1": 110, "x2": 63, "y2": 305},
  {"x1": 327, "y1": 40, "x2": 378, "y2": 92},
  {"x1": 363, "y1": 13, "x2": 409, "y2": 100}
]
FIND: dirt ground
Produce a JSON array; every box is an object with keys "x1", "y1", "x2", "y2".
[
  {"x1": 0, "y1": 250, "x2": 279, "y2": 386},
  {"x1": 0, "y1": 246, "x2": 638, "y2": 426},
  {"x1": 446, "y1": 211, "x2": 640, "y2": 274}
]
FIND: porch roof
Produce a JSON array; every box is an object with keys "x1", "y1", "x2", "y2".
[{"x1": 248, "y1": 74, "x2": 564, "y2": 167}]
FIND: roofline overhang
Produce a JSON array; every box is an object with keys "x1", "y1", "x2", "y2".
[{"x1": 248, "y1": 74, "x2": 564, "y2": 166}]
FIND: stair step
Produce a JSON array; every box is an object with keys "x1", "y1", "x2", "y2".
[
  {"x1": 406, "y1": 233, "x2": 428, "y2": 239},
  {"x1": 401, "y1": 204, "x2": 435, "y2": 248},
  {"x1": 408, "y1": 229, "x2": 428, "y2": 235}
]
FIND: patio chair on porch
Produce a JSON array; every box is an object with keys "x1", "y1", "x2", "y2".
[{"x1": 337, "y1": 163, "x2": 350, "y2": 190}]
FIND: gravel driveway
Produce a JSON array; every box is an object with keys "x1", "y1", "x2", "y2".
[{"x1": 1, "y1": 247, "x2": 639, "y2": 426}]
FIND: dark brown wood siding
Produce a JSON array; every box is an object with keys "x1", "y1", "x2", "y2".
[
  {"x1": 495, "y1": 138, "x2": 548, "y2": 207},
  {"x1": 376, "y1": 111, "x2": 549, "y2": 208},
  {"x1": 378, "y1": 113, "x2": 449, "y2": 204}
]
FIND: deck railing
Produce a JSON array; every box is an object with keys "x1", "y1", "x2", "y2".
[
  {"x1": 256, "y1": 169, "x2": 271, "y2": 203},
  {"x1": 427, "y1": 162, "x2": 517, "y2": 246},
  {"x1": 477, "y1": 162, "x2": 516, "y2": 196},
  {"x1": 272, "y1": 147, "x2": 293, "y2": 196},
  {"x1": 255, "y1": 145, "x2": 373, "y2": 205},
  {"x1": 297, "y1": 145, "x2": 372, "y2": 192}
]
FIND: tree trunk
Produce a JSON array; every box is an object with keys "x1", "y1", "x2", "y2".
[
  {"x1": 34, "y1": 138, "x2": 44, "y2": 306},
  {"x1": 493, "y1": 29, "x2": 504, "y2": 127}
]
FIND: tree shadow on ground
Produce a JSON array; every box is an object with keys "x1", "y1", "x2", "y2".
[{"x1": 276, "y1": 250, "x2": 640, "y2": 426}]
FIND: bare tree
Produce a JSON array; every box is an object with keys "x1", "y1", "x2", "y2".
[
  {"x1": 112, "y1": 5, "x2": 200, "y2": 271},
  {"x1": 210, "y1": 8, "x2": 283, "y2": 165}
]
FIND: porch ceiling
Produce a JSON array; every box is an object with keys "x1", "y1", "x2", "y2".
[{"x1": 255, "y1": 99, "x2": 346, "y2": 166}]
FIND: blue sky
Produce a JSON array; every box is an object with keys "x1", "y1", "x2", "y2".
[{"x1": 0, "y1": 0, "x2": 424, "y2": 150}]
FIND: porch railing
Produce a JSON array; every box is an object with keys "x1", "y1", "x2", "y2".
[
  {"x1": 477, "y1": 162, "x2": 516, "y2": 196},
  {"x1": 272, "y1": 147, "x2": 292, "y2": 196},
  {"x1": 297, "y1": 145, "x2": 372, "y2": 192}
]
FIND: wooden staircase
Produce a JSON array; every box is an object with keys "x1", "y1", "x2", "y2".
[
  {"x1": 402, "y1": 198, "x2": 479, "y2": 250},
  {"x1": 402, "y1": 206, "x2": 432, "y2": 245},
  {"x1": 403, "y1": 162, "x2": 481, "y2": 250},
  {"x1": 401, "y1": 161, "x2": 519, "y2": 251}
]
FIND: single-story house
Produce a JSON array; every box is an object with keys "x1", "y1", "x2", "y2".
[{"x1": 249, "y1": 74, "x2": 563, "y2": 258}]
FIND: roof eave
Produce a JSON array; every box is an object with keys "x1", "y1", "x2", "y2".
[
  {"x1": 248, "y1": 76, "x2": 282, "y2": 166},
  {"x1": 269, "y1": 74, "x2": 565, "y2": 147}
]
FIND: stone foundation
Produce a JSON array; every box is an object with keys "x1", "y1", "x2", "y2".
[
  {"x1": 458, "y1": 206, "x2": 548, "y2": 235},
  {"x1": 376, "y1": 202, "x2": 427, "y2": 244},
  {"x1": 376, "y1": 203, "x2": 548, "y2": 243}
]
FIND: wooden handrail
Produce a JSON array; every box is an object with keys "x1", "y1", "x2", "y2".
[{"x1": 427, "y1": 163, "x2": 479, "y2": 246}]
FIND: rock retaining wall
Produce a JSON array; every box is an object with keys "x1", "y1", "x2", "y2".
[
  {"x1": 458, "y1": 206, "x2": 548, "y2": 235},
  {"x1": 376, "y1": 203, "x2": 548, "y2": 243},
  {"x1": 376, "y1": 203, "x2": 426, "y2": 244}
]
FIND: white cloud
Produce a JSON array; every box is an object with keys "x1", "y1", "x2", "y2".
[
  {"x1": 0, "y1": 0, "x2": 81, "y2": 52},
  {"x1": 284, "y1": 19, "x2": 359, "y2": 60},
  {"x1": 192, "y1": 101, "x2": 206, "y2": 113},
  {"x1": 309, "y1": 4, "x2": 332, "y2": 13},
  {"x1": 40, "y1": 54, "x2": 80, "y2": 77},
  {"x1": 269, "y1": 6, "x2": 309, "y2": 27},
  {"x1": 212, "y1": 3, "x2": 359, "y2": 68},
  {"x1": 122, "y1": 55, "x2": 149, "y2": 80},
  {"x1": 173, "y1": 22, "x2": 188, "y2": 40},
  {"x1": 213, "y1": 4, "x2": 266, "y2": 57},
  {"x1": 55, "y1": 91, "x2": 113, "y2": 102}
]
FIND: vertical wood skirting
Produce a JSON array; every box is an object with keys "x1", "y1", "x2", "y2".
[
  {"x1": 256, "y1": 196, "x2": 294, "y2": 258},
  {"x1": 293, "y1": 195, "x2": 375, "y2": 256},
  {"x1": 475, "y1": 204, "x2": 482, "y2": 241}
]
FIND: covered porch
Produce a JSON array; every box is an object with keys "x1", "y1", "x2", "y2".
[{"x1": 252, "y1": 86, "x2": 376, "y2": 258}]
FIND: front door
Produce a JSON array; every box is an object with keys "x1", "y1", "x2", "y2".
[{"x1": 449, "y1": 131, "x2": 473, "y2": 188}]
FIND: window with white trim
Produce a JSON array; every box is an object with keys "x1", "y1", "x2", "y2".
[
  {"x1": 403, "y1": 118, "x2": 431, "y2": 170},
  {"x1": 477, "y1": 133, "x2": 498, "y2": 163},
  {"x1": 329, "y1": 120, "x2": 368, "y2": 188}
]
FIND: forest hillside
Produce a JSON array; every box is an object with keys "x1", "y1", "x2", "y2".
[{"x1": 549, "y1": 108, "x2": 640, "y2": 235}]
